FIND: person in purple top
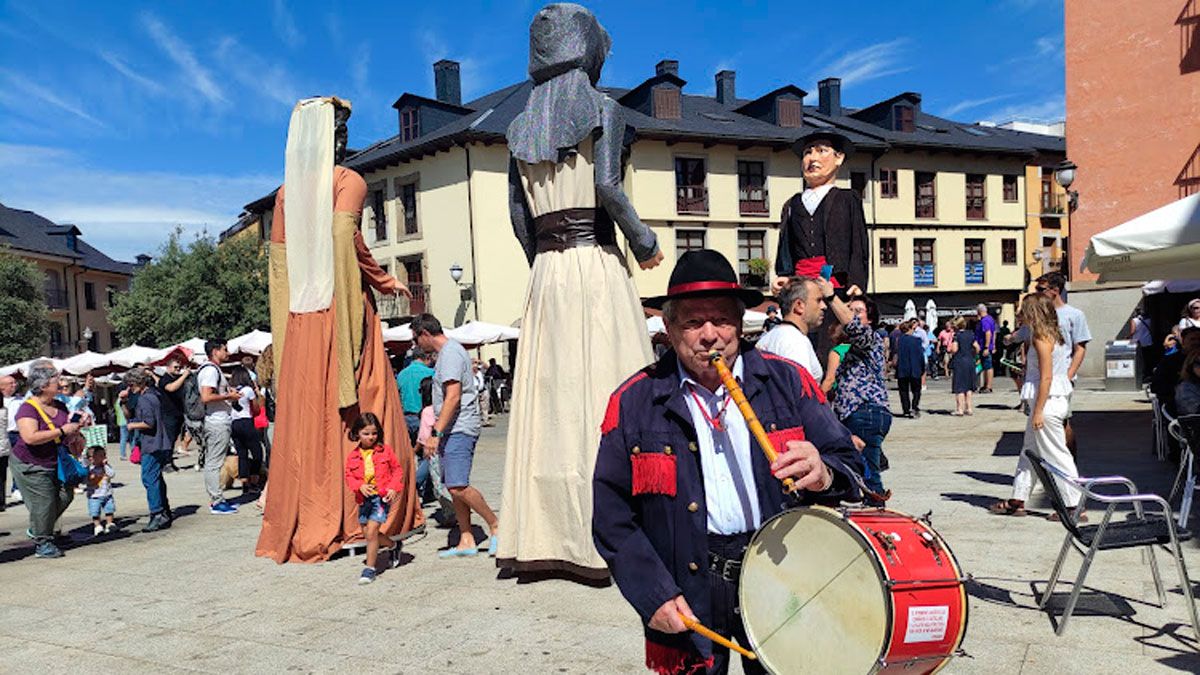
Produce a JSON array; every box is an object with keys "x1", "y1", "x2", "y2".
[
  {"x1": 11, "y1": 361, "x2": 82, "y2": 559},
  {"x1": 975, "y1": 304, "x2": 997, "y2": 394}
]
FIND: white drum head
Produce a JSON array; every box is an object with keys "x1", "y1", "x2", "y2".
[{"x1": 740, "y1": 507, "x2": 889, "y2": 674}]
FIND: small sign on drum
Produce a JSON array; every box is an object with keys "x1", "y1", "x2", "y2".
[{"x1": 904, "y1": 605, "x2": 950, "y2": 644}]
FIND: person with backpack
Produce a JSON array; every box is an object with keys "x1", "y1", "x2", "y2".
[
  {"x1": 199, "y1": 340, "x2": 242, "y2": 515},
  {"x1": 182, "y1": 358, "x2": 207, "y2": 472}
]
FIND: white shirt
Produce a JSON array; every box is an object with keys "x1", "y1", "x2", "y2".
[
  {"x1": 801, "y1": 183, "x2": 835, "y2": 215},
  {"x1": 756, "y1": 322, "x2": 823, "y2": 381},
  {"x1": 231, "y1": 386, "x2": 255, "y2": 421},
  {"x1": 678, "y1": 357, "x2": 761, "y2": 535},
  {"x1": 4, "y1": 395, "x2": 24, "y2": 433},
  {"x1": 197, "y1": 363, "x2": 232, "y2": 420}
]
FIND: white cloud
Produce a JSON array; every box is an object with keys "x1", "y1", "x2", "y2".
[
  {"x1": 141, "y1": 12, "x2": 227, "y2": 107},
  {"x1": 214, "y1": 37, "x2": 302, "y2": 110},
  {"x1": 0, "y1": 71, "x2": 106, "y2": 128},
  {"x1": 271, "y1": 0, "x2": 303, "y2": 48},
  {"x1": 938, "y1": 94, "x2": 1017, "y2": 119},
  {"x1": 98, "y1": 51, "x2": 166, "y2": 95},
  {"x1": 824, "y1": 39, "x2": 911, "y2": 88},
  {"x1": 0, "y1": 143, "x2": 277, "y2": 260},
  {"x1": 980, "y1": 96, "x2": 1065, "y2": 125},
  {"x1": 352, "y1": 44, "x2": 371, "y2": 96}
]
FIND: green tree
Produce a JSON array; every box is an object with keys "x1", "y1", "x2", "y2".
[
  {"x1": 110, "y1": 229, "x2": 269, "y2": 347},
  {"x1": 0, "y1": 249, "x2": 50, "y2": 363}
]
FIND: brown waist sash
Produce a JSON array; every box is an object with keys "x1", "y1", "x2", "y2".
[{"x1": 534, "y1": 207, "x2": 616, "y2": 253}]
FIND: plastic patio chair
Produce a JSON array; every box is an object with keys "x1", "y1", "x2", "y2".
[{"x1": 1030, "y1": 456, "x2": 1200, "y2": 643}]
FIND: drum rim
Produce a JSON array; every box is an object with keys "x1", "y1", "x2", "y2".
[{"x1": 738, "y1": 505, "x2": 892, "y2": 674}]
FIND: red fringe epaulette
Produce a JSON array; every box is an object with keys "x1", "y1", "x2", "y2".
[
  {"x1": 601, "y1": 371, "x2": 649, "y2": 435},
  {"x1": 761, "y1": 352, "x2": 828, "y2": 403},
  {"x1": 631, "y1": 453, "x2": 676, "y2": 497},
  {"x1": 645, "y1": 640, "x2": 713, "y2": 675}
]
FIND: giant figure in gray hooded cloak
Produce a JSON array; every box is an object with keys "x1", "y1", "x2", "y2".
[{"x1": 498, "y1": 3, "x2": 662, "y2": 581}]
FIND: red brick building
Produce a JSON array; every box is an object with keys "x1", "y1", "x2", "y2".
[{"x1": 1063, "y1": 0, "x2": 1200, "y2": 376}]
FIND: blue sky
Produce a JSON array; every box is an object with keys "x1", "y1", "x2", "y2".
[{"x1": 0, "y1": 0, "x2": 1064, "y2": 261}]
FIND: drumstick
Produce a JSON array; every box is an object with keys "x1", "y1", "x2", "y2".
[
  {"x1": 708, "y1": 351, "x2": 797, "y2": 493},
  {"x1": 679, "y1": 613, "x2": 758, "y2": 661}
]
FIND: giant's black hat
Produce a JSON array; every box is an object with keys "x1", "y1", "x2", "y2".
[
  {"x1": 643, "y1": 250, "x2": 765, "y2": 310},
  {"x1": 792, "y1": 128, "x2": 854, "y2": 158}
]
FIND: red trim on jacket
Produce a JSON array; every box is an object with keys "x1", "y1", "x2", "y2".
[
  {"x1": 601, "y1": 371, "x2": 649, "y2": 435},
  {"x1": 760, "y1": 352, "x2": 827, "y2": 403}
]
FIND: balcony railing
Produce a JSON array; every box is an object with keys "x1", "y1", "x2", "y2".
[
  {"x1": 676, "y1": 185, "x2": 709, "y2": 214},
  {"x1": 915, "y1": 196, "x2": 936, "y2": 219},
  {"x1": 738, "y1": 187, "x2": 769, "y2": 215},
  {"x1": 966, "y1": 196, "x2": 986, "y2": 220},
  {"x1": 375, "y1": 284, "x2": 430, "y2": 320},
  {"x1": 45, "y1": 288, "x2": 68, "y2": 309},
  {"x1": 1040, "y1": 192, "x2": 1066, "y2": 215}
]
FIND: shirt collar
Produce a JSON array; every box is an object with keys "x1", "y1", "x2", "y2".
[
  {"x1": 677, "y1": 353, "x2": 744, "y2": 397},
  {"x1": 802, "y1": 183, "x2": 835, "y2": 198}
]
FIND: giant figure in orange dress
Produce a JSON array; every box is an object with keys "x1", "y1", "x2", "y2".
[{"x1": 256, "y1": 97, "x2": 423, "y2": 563}]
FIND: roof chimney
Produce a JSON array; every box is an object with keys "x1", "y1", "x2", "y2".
[
  {"x1": 433, "y1": 59, "x2": 461, "y2": 106},
  {"x1": 818, "y1": 78, "x2": 841, "y2": 116},
  {"x1": 655, "y1": 59, "x2": 679, "y2": 77},
  {"x1": 134, "y1": 254, "x2": 152, "y2": 268},
  {"x1": 715, "y1": 70, "x2": 736, "y2": 106}
]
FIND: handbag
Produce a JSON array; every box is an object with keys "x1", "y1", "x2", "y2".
[
  {"x1": 27, "y1": 398, "x2": 89, "y2": 486},
  {"x1": 130, "y1": 445, "x2": 142, "y2": 464}
]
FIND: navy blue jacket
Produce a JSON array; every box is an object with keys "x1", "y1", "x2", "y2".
[
  {"x1": 592, "y1": 346, "x2": 863, "y2": 665},
  {"x1": 896, "y1": 333, "x2": 926, "y2": 379}
]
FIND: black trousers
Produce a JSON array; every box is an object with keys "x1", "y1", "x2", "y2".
[
  {"x1": 707, "y1": 533, "x2": 765, "y2": 675},
  {"x1": 231, "y1": 418, "x2": 263, "y2": 479},
  {"x1": 897, "y1": 377, "x2": 921, "y2": 414}
]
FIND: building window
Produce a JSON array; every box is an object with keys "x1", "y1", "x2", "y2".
[
  {"x1": 403, "y1": 258, "x2": 427, "y2": 315},
  {"x1": 1040, "y1": 169, "x2": 1063, "y2": 213},
  {"x1": 1002, "y1": 238, "x2": 1018, "y2": 264},
  {"x1": 964, "y1": 239, "x2": 985, "y2": 284},
  {"x1": 110, "y1": 331, "x2": 120, "y2": 350},
  {"x1": 850, "y1": 172, "x2": 869, "y2": 201},
  {"x1": 370, "y1": 184, "x2": 387, "y2": 241},
  {"x1": 399, "y1": 182, "x2": 418, "y2": 235},
  {"x1": 913, "y1": 238, "x2": 935, "y2": 287},
  {"x1": 106, "y1": 284, "x2": 117, "y2": 308},
  {"x1": 1003, "y1": 175, "x2": 1019, "y2": 202},
  {"x1": 675, "y1": 229, "x2": 707, "y2": 255},
  {"x1": 879, "y1": 237, "x2": 898, "y2": 266},
  {"x1": 737, "y1": 230, "x2": 767, "y2": 288},
  {"x1": 87, "y1": 332, "x2": 99, "y2": 351},
  {"x1": 879, "y1": 168, "x2": 898, "y2": 198},
  {"x1": 737, "y1": 161, "x2": 768, "y2": 215},
  {"x1": 893, "y1": 105, "x2": 914, "y2": 132},
  {"x1": 965, "y1": 174, "x2": 986, "y2": 220},
  {"x1": 777, "y1": 98, "x2": 803, "y2": 128},
  {"x1": 915, "y1": 172, "x2": 936, "y2": 218},
  {"x1": 43, "y1": 270, "x2": 66, "y2": 309},
  {"x1": 400, "y1": 108, "x2": 419, "y2": 142},
  {"x1": 49, "y1": 323, "x2": 64, "y2": 356},
  {"x1": 83, "y1": 282, "x2": 96, "y2": 310},
  {"x1": 675, "y1": 157, "x2": 708, "y2": 214}
]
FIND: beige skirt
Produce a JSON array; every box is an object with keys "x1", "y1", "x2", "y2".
[{"x1": 496, "y1": 244, "x2": 653, "y2": 578}]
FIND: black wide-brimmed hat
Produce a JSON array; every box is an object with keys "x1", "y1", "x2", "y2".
[
  {"x1": 792, "y1": 128, "x2": 854, "y2": 157},
  {"x1": 643, "y1": 250, "x2": 765, "y2": 310}
]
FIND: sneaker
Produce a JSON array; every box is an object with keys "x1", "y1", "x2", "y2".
[
  {"x1": 358, "y1": 568, "x2": 377, "y2": 585},
  {"x1": 209, "y1": 501, "x2": 238, "y2": 515},
  {"x1": 104, "y1": 523, "x2": 115, "y2": 534},
  {"x1": 10, "y1": 488, "x2": 22, "y2": 504},
  {"x1": 34, "y1": 541, "x2": 64, "y2": 558},
  {"x1": 194, "y1": 463, "x2": 203, "y2": 472},
  {"x1": 143, "y1": 513, "x2": 169, "y2": 532},
  {"x1": 93, "y1": 524, "x2": 104, "y2": 537}
]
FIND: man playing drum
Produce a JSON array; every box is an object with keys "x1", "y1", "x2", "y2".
[{"x1": 593, "y1": 250, "x2": 863, "y2": 674}]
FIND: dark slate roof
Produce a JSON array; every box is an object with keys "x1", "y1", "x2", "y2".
[{"x1": 0, "y1": 203, "x2": 134, "y2": 275}]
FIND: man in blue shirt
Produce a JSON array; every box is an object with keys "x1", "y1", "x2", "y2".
[{"x1": 397, "y1": 349, "x2": 435, "y2": 445}]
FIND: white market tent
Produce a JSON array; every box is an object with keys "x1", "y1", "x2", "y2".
[
  {"x1": 1083, "y1": 192, "x2": 1200, "y2": 281},
  {"x1": 647, "y1": 309, "x2": 770, "y2": 336},
  {"x1": 106, "y1": 344, "x2": 166, "y2": 369},
  {"x1": 446, "y1": 321, "x2": 520, "y2": 346},
  {"x1": 382, "y1": 323, "x2": 413, "y2": 343},
  {"x1": 228, "y1": 329, "x2": 272, "y2": 357},
  {"x1": 58, "y1": 351, "x2": 111, "y2": 376}
]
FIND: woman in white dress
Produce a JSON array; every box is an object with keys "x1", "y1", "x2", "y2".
[{"x1": 498, "y1": 3, "x2": 662, "y2": 581}]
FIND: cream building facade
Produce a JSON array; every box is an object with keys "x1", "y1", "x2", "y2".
[{"x1": 237, "y1": 62, "x2": 1065, "y2": 361}]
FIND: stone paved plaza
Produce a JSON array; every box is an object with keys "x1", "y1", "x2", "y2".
[{"x1": 2, "y1": 379, "x2": 1199, "y2": 673}]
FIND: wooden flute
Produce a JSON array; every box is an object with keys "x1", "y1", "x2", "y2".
[{"x1": 707, "y1": 350, "x2": 797, "y2": 493}]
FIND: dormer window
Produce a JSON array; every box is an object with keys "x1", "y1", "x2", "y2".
[
  {"x1": 893, "y1": 105, "x2": 914, "y2": 132},
  {"x1": 65, "y1": 233, "x2": 78, "y2": 251},
  {"x1": 400, "y1": 108, "x2": 420, "y2": 142},
  {"x1": 653, "y1": 87, "x2": 681, "y2": 120},
  {"x1": 776, "y1": 99, "x2": 803, "y2": 128}
]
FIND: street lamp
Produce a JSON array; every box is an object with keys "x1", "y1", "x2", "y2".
[
  {"x1": 80, "y1": 326, "x2": 93, "y2": 353},
  {"x1": 449, "y1": 263, "x2": 473, "y2": 302},
  {"x1": 1054, "y1": 159, "x2": 1078, "y2": 212}
]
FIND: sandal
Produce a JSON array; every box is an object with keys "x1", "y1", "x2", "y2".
[
  {"x1": 1047, "y1": 512, "x2": 1088, "y2": 523},
  {"x1": 988, "y1": 500, "x2": 1026, "y2": 516},
  {"x1": 951, "y1": 411, "x2": 964, "y2": 417}
]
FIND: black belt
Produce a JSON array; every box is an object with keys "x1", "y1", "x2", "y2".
[
  {"x1": 533, "y1": 207, "x2": 616, "y2": 253},
  {"x1": 707, "y1": 531, "x2": 752, "y2": 583}
]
